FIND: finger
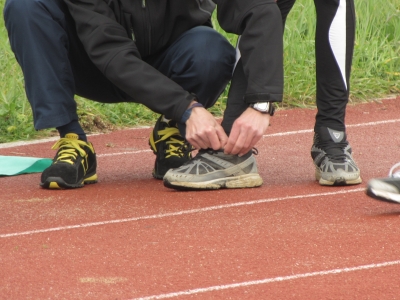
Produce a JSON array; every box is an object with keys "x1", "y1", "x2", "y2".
[
  {"x1": 238, "y1": 127, "x2": 266, "y2": 156},
  {"x1": 207, "y1": 127, "x2": 225, "y2": 150},
  {"x1": 193, "y1": 133, "x2": 210, "y2": 150},
  {"x1": 238, "y1": 132, "x2": 261, "y2": 156},
  {"x1": 216, "y1": 127, "x2": 229, "y2": 149},
  {"x1": 229, "y1": 126, "x2": 248, "y2": 156},
  {"x1": 186, "y1": 131, "x2": 207, "y2": 150},
  {"x1": 224, "y1": 124, "x2": 240, "y2": 154},
  {"x1": 186, "y1": 136, "x2": 200, "y2": 150}
]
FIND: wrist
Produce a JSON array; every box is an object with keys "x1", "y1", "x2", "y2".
[{"x1": 180, "y1": 102, "x2": 204, "y2": 123}]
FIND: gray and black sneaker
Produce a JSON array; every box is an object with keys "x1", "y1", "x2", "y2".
[
  {"x1": 311, "y1": 127, "x2": 361, "y2": 186},
  {"x1": 149, "y1": 115, "x2": 193, "y2": 179},
  {"x1": 163, "y1": 148, "x2": 263, "y2": 190},
  {"x1": 366, "y1": 162, "x2": 400, "y2": 204}
]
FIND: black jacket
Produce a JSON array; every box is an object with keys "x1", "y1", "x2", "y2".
[
  {"x1": 64, "y1": 0, "x2": 283, "y2": 121},
  {"x1": 64, "y1": 0, "x2": 216, "y2": 121}
]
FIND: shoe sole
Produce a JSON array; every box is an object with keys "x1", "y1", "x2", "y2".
[
  {"x1": 40, "y1": 173, "x2": 98, "y2": 189},
  {"x1": 164, "y1": 173, "x2": 263, "y2": 190},
  {"x1": 366, "y1": 188, "x2": 400, "y2": 204},
  {"x1": 315, "y1": 168, "x2": 362, "y2": 186}
]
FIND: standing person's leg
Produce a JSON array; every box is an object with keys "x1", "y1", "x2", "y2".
[
  {"x1": 4, "y1": 0, "x2": 124, "y2": 189},
  {"x1": 278, "y1": 0, "x2": 355, "y2": 131},
  {"x1": 311, "y1": 0, "x2": 361, "y2": 186},
  {"x1": 277, "y1": 0, "x2": 360, "y2": 186},
  {"x1": 314, "y1": 0, "x2": 355, "y2": 131},
  {"x1": 145, "y1": 25, "x2": 236, "y2": 179}
]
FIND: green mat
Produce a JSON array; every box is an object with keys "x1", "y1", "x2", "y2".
[{"x1": 0, "y1": 156, "x2": 52, "y2": 176}]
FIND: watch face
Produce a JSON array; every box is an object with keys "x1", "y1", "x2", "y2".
[{"x1": 254, "y1": 102, "x2": 269, "y2": 112}]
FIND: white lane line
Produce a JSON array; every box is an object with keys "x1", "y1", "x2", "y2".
[
  {"x1": 0, "y1": 132, "x2": 103, "y2": 149},
  {"x1": 263, "y1": 118, "x2": 400, "y2": 137},
  {"x1": 0, "y1": 127, "x2": 150, "y2": 149},
  {"x1": 131, "y1": 260, "x2": 400, "y2": 300},
  {"x1": 0, "y1": 188, "x2": 364, "y2": 238},
  {"x1": 98, "y1": 150, "x2": 151, "y2": 157},
  {"x1": 1, "y1": 118, "x2": 400, "y2": 150}
]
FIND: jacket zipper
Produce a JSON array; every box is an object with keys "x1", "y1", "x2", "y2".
[
  {"x1": 130, "y1": 26, "x2": 135, "y2": 41},
  {"x1": 141, "y1": 0, "x2": 151, "y2": 56}
]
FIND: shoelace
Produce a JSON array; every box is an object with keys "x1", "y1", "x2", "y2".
[
  {"x1": 389, "y1": 162, "x2": 400, "y2": 178},
  {"x1": 156, "y1": 127, "x2": 189, "y2": 158},
  {"x1": 319, "y1": 142, "x2": 348, "y2": 162},
  {"x1": 52, "y1": 138, "x2": 91, "y2": 165},
  {"x1": 178, "y1": 141, "x2": 194, "y2": 157},
  {"x1": 194, "y1": 147, "x2": 258, "y2": 159}
]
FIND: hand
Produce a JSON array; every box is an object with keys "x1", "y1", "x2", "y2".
[
  {"x1": 224, "y1": 107, "x2": 271, "y2": 156},
  {"x1": 185, "y1": 107, "x2": 228, "y2": 150}
]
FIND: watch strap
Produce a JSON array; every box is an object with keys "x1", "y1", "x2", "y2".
[{"x1": 180, "y1": 102, "x2": 204, "y2": 123}]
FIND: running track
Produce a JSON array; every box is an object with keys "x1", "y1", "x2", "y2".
[{"x1": 1, "y1": 97, "x2": 399, "y2": 299}]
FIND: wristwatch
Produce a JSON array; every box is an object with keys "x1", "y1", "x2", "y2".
[{"x1": 249, "y1": 102, "x2": 275, "y2": 116}]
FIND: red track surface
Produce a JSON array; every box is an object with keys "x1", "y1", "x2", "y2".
[{"x1": 1, "y1": 97, "x2": 400, "y2": 299}]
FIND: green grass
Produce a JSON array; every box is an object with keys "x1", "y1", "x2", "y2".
[{"x1": 1, "y1": 0, "x2": 399, "y2": 143}]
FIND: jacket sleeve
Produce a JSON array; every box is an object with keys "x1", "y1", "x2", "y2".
[
  {"x1": 215, "y1": 0, "x2": 283, "y2": 103},
  {"x1": 64, "y1": 0, "x2": 192, "y2": 121}
]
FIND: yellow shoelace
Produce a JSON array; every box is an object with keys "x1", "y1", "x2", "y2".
[
  {"x1": 51, "y1": 138, "x2": 94, "y2": 166},
  {"x1": 155, "y1": 127, "x2": 186, "y2": 158}
]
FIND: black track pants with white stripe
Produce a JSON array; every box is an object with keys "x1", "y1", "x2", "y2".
[{"x1": 278, "y1": 0, "x2": 356, "y2": 132}]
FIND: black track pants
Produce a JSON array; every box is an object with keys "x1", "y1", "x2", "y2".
[{"x1": 278, "y1": 0, "x2": 356, "y2": 132}]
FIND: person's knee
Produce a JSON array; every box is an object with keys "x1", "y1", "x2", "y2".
[
  {"x1": 184, "y1": 27, "x2": 236, "y2": 87},
  {"x1": 5, "y1": 0, "x2": 39, "y2": 20},
  {"x1": 189, "y1": 26, "x2": 236, "y2": 66}
]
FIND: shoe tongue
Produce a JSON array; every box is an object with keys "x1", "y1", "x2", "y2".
[
  {"x1": 316, "y1": 127, "x2": 347, "y2": 162},
  {"x1": 318, "y1": 127, "x2": 346, "y2": 143},
  {"x1": 65, "y1": 133, "x2": 79, "y2": 140}
]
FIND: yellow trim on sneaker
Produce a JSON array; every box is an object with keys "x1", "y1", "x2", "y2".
[
  {"x1": 84, "y1": 174, "x2": 98, "y2": 183},
  {"x1": 49, "y1": 182, "x2": 61, "y2": 189}
]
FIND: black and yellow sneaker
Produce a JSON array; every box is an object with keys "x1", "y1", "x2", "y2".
[
  {"x1": 149, "y1": 115, "x2": 192, "y2": 179},
  {"x1": 40, "y1": 133, "x2": 98, "y2": 189}
]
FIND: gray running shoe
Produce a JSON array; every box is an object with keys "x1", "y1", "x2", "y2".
[
  {"x1": 311, "y1": 127, "x2": 362, "y2": 186},
  {"x1": 163, "y1": 149, "x2": 263, "y2": 190},
  {"x1": 366, "y1": 162, "x2": 400, "y2": 204}
]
